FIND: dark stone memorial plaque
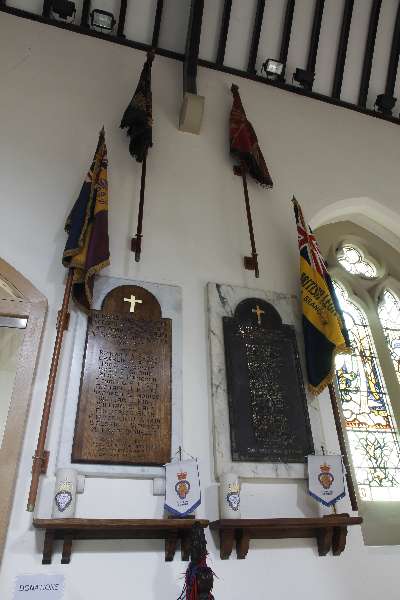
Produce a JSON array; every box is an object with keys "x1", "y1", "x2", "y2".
[
  {"x1": 223, "y1": 298, "x2": 314, "y2": 463},
  {"x1": 72, "y1": 285, "x2": 172, "y2": 465}
]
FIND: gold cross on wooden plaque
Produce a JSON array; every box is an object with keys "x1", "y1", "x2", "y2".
[
  {"x1": 252, "y1": 304, "x2": 265, "y2": 325},
  {"x1": 123, "y1": 295, "x2": 143, "y2": 313}
]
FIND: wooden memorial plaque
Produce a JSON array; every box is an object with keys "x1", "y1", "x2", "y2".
[
  {"x1": 72, "y1": 285, "x2": 172, "y2": 465},
  {"x1": 223, "y1": 298, "x2": 314, "y2": 463}
]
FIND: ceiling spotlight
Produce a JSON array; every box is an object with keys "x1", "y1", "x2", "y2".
[
  {"x1": 375, "y1": 93, "x2": 396, "y2": 116},
  {"x1": 293, "y1": 68, "x2": 315, "y2": 90},
  {"x1": 260, "y1": 59, "x2": 284, "y2": 80},
  {"x1": 50, "y1": 0, "x2": 76, "y2": 22},
  {"x1": 90, "y1": 9, "x2": 116, "y2": 33}
]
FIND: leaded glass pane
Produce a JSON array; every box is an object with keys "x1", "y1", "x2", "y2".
[
  {"x1": 337, "y1": 244, "x2": 377, "y2": 278},
  {"x1": 378, "y1": 289, "x2": 400, "y2": 385},
  {"x1": 334, "y1": 281, "x2": 400, "y2": 501}
]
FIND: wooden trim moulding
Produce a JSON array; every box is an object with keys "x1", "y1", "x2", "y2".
[{"x1": 0, "y1": 258, "x2": 47, "y2": 564}]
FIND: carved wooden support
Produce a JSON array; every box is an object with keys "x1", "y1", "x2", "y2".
[
  {"x1": 332, "y1": 524, "x2": 348, "y2": 556},
  {"x1": 34, "y1": 519, "x2": 209, "y2": 564},
  {"x1": 220, "y1": 528, "x2": 235, "y2": 560},
  {"x1": 165, "y1": 530, "x2": 179, "y2": 562},
  {"x1": 317, "y1": 526, "x2": 333, "y2": 556},
  {"x1": 210, "y1": 514, "x2": 362, "y2": 560},
  {"x1": 42, "y1": 529, "x2": 55, "y2": 565},
  {"x1": 236, "y1": 529, "x2": 250, "y2": 560},
  {"x1": 61, "y1": 533, "x2": 73, "y2": 564}
]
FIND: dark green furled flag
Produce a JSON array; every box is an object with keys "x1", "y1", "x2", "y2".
[{"x1": 120, "y1": 52, "x2": 154, "y2": 162}]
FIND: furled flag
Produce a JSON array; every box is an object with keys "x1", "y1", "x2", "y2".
[
  {"x1": 62, "y1": 128, "x2": 110, "y2": 312},
  {"x1": 230, "y1": 83, "x2": 273, "y2": 187},
  {"x1": 292, "y1": 197, "x2": 350, "y2": 394},
  {"x1": 165, "y1": 459, "x2": 201, "y2": 517},
  {"x1": 120, "y1": 51, "x2": 154, "y2": 162},
  {"x1": 308, "y1": 454, "x2": 346, "y2": 507}
]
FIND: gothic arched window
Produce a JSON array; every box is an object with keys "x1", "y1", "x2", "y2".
[{"x1": 334, "y1": 280, "x2": 400, "y2": 502}]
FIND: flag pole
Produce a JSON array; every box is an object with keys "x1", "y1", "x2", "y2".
[
  {"x1": 27, "y1": 269, "x2": 74, "y2": 512},
  {"x1": 328, "y1": 382, "x2": 358, "y2": 511},
  {"x1": 238, "y1": 159, "x2": 259, "y2": 278},
  {"x1": 131, "y1": 150, "x2": 148, "y2": 262}
]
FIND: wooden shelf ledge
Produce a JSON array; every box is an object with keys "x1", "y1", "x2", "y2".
[
  {"x1": 209, "y1": 514, "x2": 362, "y2": 559},
  {"x1": 33, "y1": 518, "x2": 209, "y2": 564}
]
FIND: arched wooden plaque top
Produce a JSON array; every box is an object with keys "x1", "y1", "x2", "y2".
[
  {"x1": 72, "y1": 285, "x2": 171, "y2": 466},
  {"x1": 102, "y1": 285, "x2": 162, "y2": 320}
]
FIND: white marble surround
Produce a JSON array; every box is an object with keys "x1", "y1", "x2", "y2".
[
  {"x1": 56, "y1": 276, "x2": 182, "y2": 493},
  {"x1": 207, "y1": 282, "x2": 324, "y2": 480}
]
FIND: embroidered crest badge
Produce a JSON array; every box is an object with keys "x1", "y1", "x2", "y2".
[
  {"x1": 55, "y1": 491, "x2": 73, "y2": 513},
  {"x1": 175, "y1": 471, "x2": 191, "y2": 500},
  {"x1": 54, "y1": 479, "x2": 73, "y2": 513},
  {"x1": 318, "y1": 462, "x2": 334, "y2": 490},
  {"x1": 226, "y1": 482, "x2": 240, "y2": 511}
]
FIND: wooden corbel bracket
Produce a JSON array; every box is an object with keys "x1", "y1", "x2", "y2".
[{"x1": 210, "y1": 514, "x2": 362, "y2": 559}]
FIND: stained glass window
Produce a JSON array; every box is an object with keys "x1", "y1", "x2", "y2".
[
  {"x1": 334, "y1": 281, "x2": 400, "y2": 501},
  {"x1": 378, "y1": 289, "x2": 400, "y2": 385},
  {"x1": 337, "y1": 244, "x2": 377, "y2": 278}
]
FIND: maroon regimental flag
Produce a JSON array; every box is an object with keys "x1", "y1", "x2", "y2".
[{"x1": 230, "y1": 84, "x2": 273, "y2": 187}]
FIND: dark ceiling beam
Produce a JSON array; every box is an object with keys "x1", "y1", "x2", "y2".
[
  {"x1": 42, "y1": 1, "x2": 51, "y2": 18},
  {"x1": 279, "y1": 0, "x2": 295, "y2": 79},
  {"x1": 247, "y1": 0, "x2": 266, "y2": 74},
  {"x1": 358, "y1": 0, "x2": 382, "y2": 108},
  {"x1": 152, "y1": 0, "x2": 164, "y2": 48},
  {"x1": 306, "y1": 0, "x2": 325, "y2": 75},
  {"x1": 183, "y1": 0, "x2": 204, "y2": 95},
  {"x1": 117, "y1": 0, "x2": 128, "y2": 38},
  {"x1": 2, "y1": 2, "x2": 400, "y2": 128},
  {"x1": 331, "y1": 0, "x2": 354, "y2": 99},
  {"x1": 216, "y1": 0, "x2": 232, "y2": 66},
  {"x1": 385, "y1": 0, "x2": 400, "y2": 99},
  {"x1": 81, "y1": 0, "x2": 91, "y2": 28}
]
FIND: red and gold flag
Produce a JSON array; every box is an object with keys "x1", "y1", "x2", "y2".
[
  {"x1": 62, "y1": 128, "x2": 110, "y2": 311},
  {"x1": 230, "y1": 84, "x2": 273, "y2": 187}
]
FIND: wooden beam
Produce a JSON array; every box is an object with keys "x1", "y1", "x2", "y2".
[
  {"x1": 183, "y1": 0, "x2": 204, "y2": 95},
  {"x1": 216, "y1": 0, "x2": 232, "y2": 66},
  {"x1": 152, "y1": 0, "x2": 164, "y2": 48},
  {"x1": 279, "y1": 0, "x2": 295, "y2": 78},
  {"x1": 117, "y1": 0, "x2": 127, "y2": 38},
  {"x1": 331, "y1": 0, "x2": 354, "y2": 99},
  {"x1": 307, "y1": 0, "x2": 325, "y2": 75},
  {"x1": 2, "y1": 4, "x2": 400, "y2": 128},
  {"x1": 358, "y1": 0, "x2": 382, "y2": 107},
  {"x1": 247, "y1": 0, "x2": 266, "y2": 74},
  {"x1": 385, "y1": 0, "x2": 400, "y2": 98},
  {"x1": 42, "y1": 0, "x2": 51, "y2": 18},
  {"x1": 81, "y1": 0, "x2": 90, "y2": 28}
]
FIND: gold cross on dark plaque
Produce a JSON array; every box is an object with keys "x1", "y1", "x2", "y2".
[
  {"x1": 123, "y1": 294, "x2": 143, "y2": 313},
  {"x1": 252, "y1": 304, "x2": 265, "y2": 325}
]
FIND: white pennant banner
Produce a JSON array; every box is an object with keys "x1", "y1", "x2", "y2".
[
  {"x1": 308, "y1": 454, "x2": 346, "y2": 507},
  {"x1": 164, "y1": 459, "x2": 201, "y2": 517}
]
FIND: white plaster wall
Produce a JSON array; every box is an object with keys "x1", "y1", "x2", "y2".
[{"x1": 1, "y1": 12, "x2": 400, "y2": 600}]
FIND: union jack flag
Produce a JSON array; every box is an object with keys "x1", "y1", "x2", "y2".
[
  {"x1": 295, "y1": 200, "x2": 327, "y2": 277},
  {"x1": 292, "y1": 196, "x2": 350, "y2": 395}
]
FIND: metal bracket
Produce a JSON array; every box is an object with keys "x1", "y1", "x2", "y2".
[{"x1": 244, "y1": 256, "x2": 259, "y2": 278}]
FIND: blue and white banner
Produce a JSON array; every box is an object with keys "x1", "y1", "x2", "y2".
[
  {"x1": 164, "y1": 459, "x2": 201, "y2": 517},
  {"x1": 308, "y1": 454, "x2": 346, "y2": 507}
]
